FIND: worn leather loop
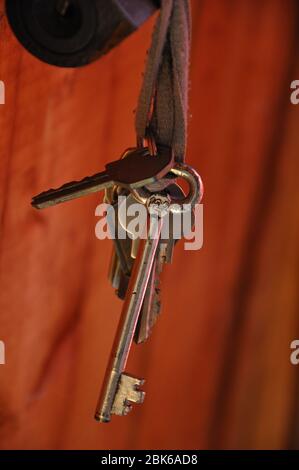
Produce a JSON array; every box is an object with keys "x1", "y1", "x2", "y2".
[{"x1": 135, "y1": 0, "x2": 191, "y2": 163}]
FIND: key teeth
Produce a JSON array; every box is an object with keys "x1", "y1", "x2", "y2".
[
  {"x1": 123, "y1": 403, "x2": 132, "y2": 416},
  {"x1": 112, "y1": 373, "x2": 145, "y2": 416}
]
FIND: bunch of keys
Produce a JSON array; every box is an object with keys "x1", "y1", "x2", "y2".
[{"x1": 32, "y1": 142, "x2": 203, "y2": 422}]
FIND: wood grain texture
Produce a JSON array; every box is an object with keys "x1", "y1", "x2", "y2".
[{"x1": 0, "y1": 0, "x2": 299, "y2": 449}]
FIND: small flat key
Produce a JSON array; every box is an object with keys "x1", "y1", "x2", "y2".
[
  {"x1": 108, "y1": 250, "x2": 122, "y2": 290},
  {"x1": 107, "y1": 199, "x2": 134, "y2": 277},
  {"x1": 32, "y1": 146, "x2": 174, "y2": 209},
  {"x1": 95, "y1": 202, "x2": 164, "y2": 422},
  {"x1": 105, "y1": 186, "x2": 132, "y2": 295},
  {"x1": 116, "y1": 270, "x2": 131, "y2": 300},
  {"x1": 106, "y1": 193, "x2": 135, "y2": 298}
]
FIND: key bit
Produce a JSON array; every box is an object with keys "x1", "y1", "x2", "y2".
[
  {"x1": 32, "y1": 146, "x2": 174, "y2": 209},
  {"x1": 112, "y1": 373, "x2": 145, "y2": 416}
]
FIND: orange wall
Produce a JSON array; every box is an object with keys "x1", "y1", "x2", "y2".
[{"x1": 0, "y1": 0, "x2": 299, "y2": 449}]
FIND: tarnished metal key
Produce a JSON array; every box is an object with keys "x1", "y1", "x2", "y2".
[
  {"x1": 108, "y1": 250, "x2": 122, "y2": 290},
  {"x1": 106, "y1": 191, "x2": 135, "y2": 299},
  {"x1": 134, "y1": 183, "x2": 188, "y2": 344},
  {"x1": 112, "y1": 171, "x2": 202, "y2": 345},
  {"x1": 95, "y1": 199, "x2": 165, "y2": 422},
  {"x1": 107, "y1": 198, "x2": 133, "y2": 277},
  {"x1": 32, "y1": 146, "x2": 174, "y2": 209}
]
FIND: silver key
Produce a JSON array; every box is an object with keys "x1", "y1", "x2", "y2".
[
  {"x1": 95, "y1": 200, "x2": 165, "y2": 422},
  {"x1": 108, "y1": 250, "x2": 122, "y2": 290},
  {"x1": 107, "y1": 198, "x2": 134, "y2": 278},
  {"x1": 107, "y1": 239, "x2": 132, "y2": 297},
  {"x1": 116, "y1": 177, "x2": 199, "y2": 344},
  {"x1": 134, "y1": 183, "x2": 187, "y2": 344},
  {"x1": 108, "y1": 163, "x2": 202, "y2": 303}
]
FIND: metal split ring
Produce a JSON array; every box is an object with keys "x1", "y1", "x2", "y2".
[{"x1": 131, "y1": 163, "x2": 204, "y2": 214}]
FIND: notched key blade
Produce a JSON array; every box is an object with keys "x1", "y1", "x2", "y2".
[{"x1": 32, "y1": 172, "x2": 111, "y2": 209}]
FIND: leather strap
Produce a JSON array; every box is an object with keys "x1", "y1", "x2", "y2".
[{"x1": 135, "y1": 0, "x2": 191, "y2": 163}]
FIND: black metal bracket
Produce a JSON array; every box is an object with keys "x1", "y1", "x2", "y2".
[{"x1": 5, "y1": 0, "x2": 160, "y2": 68}]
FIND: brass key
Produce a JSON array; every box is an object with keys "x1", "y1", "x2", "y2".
[{"x1": 32, "y1": 146, "x2": 174, "y2": 209}]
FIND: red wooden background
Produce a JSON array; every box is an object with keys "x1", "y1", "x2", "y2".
[{"x1": 0, "y1": 0, "x2": 299, "y2": 449}]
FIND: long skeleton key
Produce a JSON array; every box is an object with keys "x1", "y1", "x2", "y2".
[
  {"x1": 95, "y1": 200, "x2": 166, "y2": 422},
  {"x1": 32, "y1": 146, "x2": 174, "y2": 209}
]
